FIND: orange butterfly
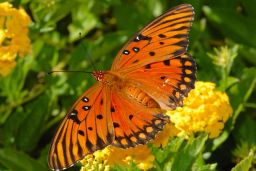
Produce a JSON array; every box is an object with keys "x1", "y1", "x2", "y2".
[{"x1": 48, "y1": 4, "x2": 196, "y2": 170}]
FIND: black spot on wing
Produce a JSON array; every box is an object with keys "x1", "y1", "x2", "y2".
[
  {"x1": 129, "y1": 114, "x2": 134, "y2": 120},
  {"x1": 113, "y1": 122, "x2": 120, "y2": 128},
  {"x1": 160, "y1": 76, "x2": 166, "y2": 80},
  {"x1": 82, "y1": 97, "x2": 89, "y2": 102},
  {"x1": 145, "y1": 64, "x2": 151, "y2": 69},
  {"x1": 158, "y1": 34, "x2": 166, "y2": 38},
  {"x1": 68, "y1": 109, "x2": 81, "y2": 124},
  {"x1": 134, "y1": 34, "x2": 151, "y2": 42},
  {"x1": 123, "y1": 50, "x2": 130, "y2": 55},
  {"x1": 133, "y1": 47, "x2": 140, "y2": 52},
  {"x1": 163, "y1": 60, "x2": 170, "y2": 66},
  {"x1": 82, "y1": 106, "x2": 91, "y2": 111},
  {"x1": 78, "y1": 130, "x2": 85, "y2": 136},
  {"x1": 149, "y1": 51, "x2": 155, "y2": 56},
  {"x1": 97, "y1": 114, "x2": 103, "y2": 120},
  {"x1": 111, "y1": 107, "x2": 115, "y2": 112},
  {"x1": 132, "y1": 60, "x2": 139, "y2": 64},
  {"x1": 96, "y1": 136, "x2": 105, "y2": 149},
  {"x1": 86, "y1": 139, "x2": 93, "y2": 153}
]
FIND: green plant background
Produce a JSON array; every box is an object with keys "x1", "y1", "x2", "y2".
[{"x1": 0, "y1": 0, "x2": 255, "y2": 171}]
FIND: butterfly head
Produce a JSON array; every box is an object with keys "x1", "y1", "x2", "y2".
[{"x1": 92, "y1": 70, "x2": 104, "y2": 81}]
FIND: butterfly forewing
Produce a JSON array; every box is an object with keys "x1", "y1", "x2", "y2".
[
  {"x1": 48, "y1": 83, "x2": 114, "y2": 170},
  {"x1": 111, "y1": 4, "x2": 194, "y2": 72}
]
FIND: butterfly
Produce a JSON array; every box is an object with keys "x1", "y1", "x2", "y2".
[{"x1": 48, "y1": 4, "x2": 196, "y2": 170}]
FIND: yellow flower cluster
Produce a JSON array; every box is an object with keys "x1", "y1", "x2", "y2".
[
  {"x1": 80, "y1": 81, "x2": 233, "y2": 170},
  {"x1": 168, "y1": 81, "x2": 233, "y2": 138},
  {"x1": 80, "y1": 123, "x2": 179, "y2": 171},
  {"x1": 0, "y1": 2, "x2": 31, "y2": 76}
]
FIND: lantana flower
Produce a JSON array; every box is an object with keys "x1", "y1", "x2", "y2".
[
  {"x1": 168, "y1": 81, "x2": 233, "y2": 138},
  {"x1": 0, "y1": 2, "x2": 31, "y2": 76},
  {"x1": 80, "y1": 81, "x2": 233, "y2": 170}
]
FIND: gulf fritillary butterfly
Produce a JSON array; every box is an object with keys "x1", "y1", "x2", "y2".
[{"x1": 48, "y1": 4, "x2": 196, "y2": 170}]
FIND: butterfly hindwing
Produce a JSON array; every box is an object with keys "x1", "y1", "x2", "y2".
[
  {"x1": 48, "y1": 83, "x2": 114, "y2": 170},
  {"x1": 125, "y1": 53, "x2": 196, "y2": 110},
  {"x1": 111, "y1": 4, "x2": 194, "y2": 72},
  {"x1": 110, "y1": 90, "x2": 169, "y2": 148}
]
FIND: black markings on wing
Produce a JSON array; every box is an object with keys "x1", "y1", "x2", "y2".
[
  {"x1": 111, "y1": 4, "x2": 194, "y2": 71},
  {"x1": 68, "y1": 109, "x2": 80, "y2": 124},
  {"x1": 48, "y1": 84, "x2": 114, "y2": 170},
  {"x1": 113, "y1": 113, "x2": 170, "y2": 148},
  {"x1": 110, "y1": 92, "x2": 170, "y2": 148},
  {"x1": 125, "y1": 53, "x2": 196, "y2": 110},
  {"x1": 162, "y1": 53, "x2": 196, "y2": 107}
]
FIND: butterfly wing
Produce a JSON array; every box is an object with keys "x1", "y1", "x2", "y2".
[
  {"x1": 110, "y1": 90, "x2": 169, "y2": 148},
  {"x1": 111, "y1": 4, "x2": 194, "y2": 72},
  {"x1": 48, "y1": 83, "x2": 114, "y2": 170},
  {"x1": 111, "y1": 4, "x2": 195, "y2": 110},
  {"x1": 126, "y1": 53, "x2": 196, "y2": 110}
]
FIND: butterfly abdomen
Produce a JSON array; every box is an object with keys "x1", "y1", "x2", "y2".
[
  {"x1": 103, "y1": 72, "x2": 160, "y2": 108},
  {"x1": 124, "y1": 85, "x2": 160, "y2": 108}
]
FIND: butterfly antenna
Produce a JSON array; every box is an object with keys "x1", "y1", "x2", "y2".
[
  {"x1": 79, "y1": 33, "x2": 98, "y2": 71},
  {"x1": 48, "y1": 70, "x2": 92, "y2": 75}
]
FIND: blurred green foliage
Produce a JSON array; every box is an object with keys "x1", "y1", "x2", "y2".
[{"x1": 0, "y1": 0, "x2": 256, "y2": 171}]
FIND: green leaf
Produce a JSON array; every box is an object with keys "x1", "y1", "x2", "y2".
[
  {"x1": 228, "y1": 68, "x2": 256, "y2": 122},
  {"x1": 231, "y1": 150, "x2": 254, "y2": 171},
  {"x1": 204, "y1": 3, "x2": 256, "y2": 47},
  {"x1": 68, "y1": 3, "x2": 98, "y2": 42},
  {"x1": 0, "y1": 56, "x2": 34, "y2": 124},
  {"x1": 16, "y1": 94, "x2": 50, "y2": 152},
  {"x1": 192, "y1": 155, "x2": 217, "y2": 171},
  {"x1": 233, "y1": 115, "x2": 256, "y2": 148},
  {"x1": 30, "y1": 0, "x2": 75, "y2": 30},
  {"x1": 218, "y1": 76, "x2": 239, "y2": 91},
  {"x1": 112, "y1": 162, "x2": 141, "y2": 171},
  {"x1": 149, "y1": 137, "x2": 184, "y2": 164},
  {"x1": 211, "y1": 67, "x2": 256, "y2": 150},
  {"x1": 166, "y1": 134, "x2": 208, "y2": 171},
  {"x1": 0, "y1": 148, "x2": 48, "y2": 171}
]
